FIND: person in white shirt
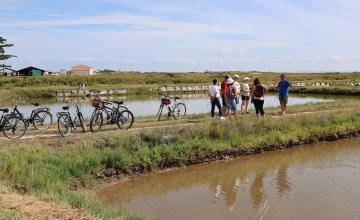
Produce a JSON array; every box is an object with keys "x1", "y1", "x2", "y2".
[
  {"x1": 233, "y1": 74, "x2": 241, "y2": 105},
  {"x1": 241, "y1": 77, "x2": 251, "y2": 114},
  {"x1": 208, "y1": 79, "x2": 225, "y2": 119}
]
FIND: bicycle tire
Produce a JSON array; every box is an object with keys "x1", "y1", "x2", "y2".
[
  {"x1": 90, "y1": 111, "x2": 103, "y2": 133},
  {"x1": 32, "y1": 110, "x2": 53, "y2": 130},
  {"x1": 2, "y1": 115, "x2": 27, "y2": 139},
  {"x1": 57, "y1": 114, "x2": 72, "y2": 137},
  {"x1": 78, "y1": 112, "x2": 86, "y2": 133},
  {"x1": 173, "y1": 103, "x2": 187, "y2": 119},
  {"x1": 156, "y1": 104, "x2": 164, "y2": 122},
  {"x1": 117, "y1": 110, "x2": 134, "y2": 130}
]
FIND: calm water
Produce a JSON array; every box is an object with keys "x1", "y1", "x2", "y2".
[
  {"x1": 2, "y1": 93, "x2": 330, "y2": 119},
  {"x1": 97, "y1": 138, "x2": 360, "y2": 220}
]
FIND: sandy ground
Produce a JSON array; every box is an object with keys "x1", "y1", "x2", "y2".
[{"x1": 0, "y1": 187, "x2": 96, "y2": 220}]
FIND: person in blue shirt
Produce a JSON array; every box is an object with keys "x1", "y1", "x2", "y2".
[{"x1": 277, "y1": 74, "x2": 292, "y2": 116}]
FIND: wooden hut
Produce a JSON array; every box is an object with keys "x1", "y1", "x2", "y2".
[{"x1": 17, "y1": 66, "x2": 46, "y2": 77}]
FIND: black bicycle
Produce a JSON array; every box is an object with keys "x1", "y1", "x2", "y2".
[
  {"x1": 0, "y1": 108, "x2": 27, "y2": 139},
  {"x1": 156, "y1": 95, "x2": 186, "y2": 121},
  {"x1": 13, "y1": 102, "x2": 53, "y2": 130},
  {"x1": 56, "y1": 105, "x2": 86, "y2": 137},
  {"x1": 90, "y1": 99, "x2": 134, "y2": 132}
]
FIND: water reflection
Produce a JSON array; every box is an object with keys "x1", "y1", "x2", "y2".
[
  {"x1": 277, "y1": 162, "x2": 291, "y2": 196},
  {"x1": 1, "y1": 93, "x2": 332, "y2": 119},
  {"x1": 97, "y1": 138, "x2": 360, "y2": 220}
]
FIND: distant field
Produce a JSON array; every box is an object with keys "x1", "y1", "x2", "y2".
[{"x1": 0, "y1": 71, "x2": 359, "y2": 99}]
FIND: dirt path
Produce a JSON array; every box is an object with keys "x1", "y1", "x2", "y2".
[
  {"x1": 1, "y1": 107, "x2": 357, "y2": 141},
  {"x1": 0, "y1": 122, "x2": 200, "y2": 141},
  {"x1": 0, "y1": 187, "x2": 95, "y2": 220}
]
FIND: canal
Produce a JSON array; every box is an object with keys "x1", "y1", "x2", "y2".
[{"x1": 97, "y1": 138, "x2": 360, "y2": 220}]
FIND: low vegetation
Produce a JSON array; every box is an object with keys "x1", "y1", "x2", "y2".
[
  {"x1": 0, "y1": 105, "x2": 360, "y2": 219},
  {"x1": 1, "y1": 72, "x2": 360, "y2": 99}
]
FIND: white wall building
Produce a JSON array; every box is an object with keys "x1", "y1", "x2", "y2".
[{"x1": 70, "y1": 65, "x2": 94, "y2": 75}]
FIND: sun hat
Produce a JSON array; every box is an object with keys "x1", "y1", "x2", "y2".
[
  {"x1": 244, "y1": 77, "x2": 250, "y2": 81},
  {"x1": 227, "y1": 78, "x2": 235, "y2": 85},
  {"x1": 233, "y1": 74, "x2": 239, "y2": 79}
]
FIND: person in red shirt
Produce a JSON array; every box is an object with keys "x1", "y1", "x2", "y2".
[{"x1": 221, "y1": 75, "x2": 230, "y2": 115}]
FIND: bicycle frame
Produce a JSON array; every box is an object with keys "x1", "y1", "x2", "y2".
[
  {"x1": 13, "y1": 104, "x2": 50, "y2": 126},
  {"x1": 94, "y1": 101, "x2": 123, "y2": 123},
  {"x1": 56, "y1": 110, "x2": 75, "y2": 129}
]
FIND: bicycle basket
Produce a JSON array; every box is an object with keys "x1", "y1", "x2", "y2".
[
  {"x1": 162, "y1": 98, "x2": 171, "y2": 105},
  {"x1": 91, "y1": 98, "x2": 101, "y2": 108}
]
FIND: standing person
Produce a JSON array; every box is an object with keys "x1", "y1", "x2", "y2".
[
  {"x1": 277, "y1": 74, "x2": 292, "y2": 116},
  {"x1": 221, "y1": 75, "x2": 230, "y2": 115},
  {"x1": 241, "y1": 77, "x2": 251, "y2": 114},
  {"x1": 208, "y1": 79, "x2": 225, "y2": 120},
  {"x1": 233, "y1": 74, "x2": 241, "y2": 105},
  {"x1": 251, "y1": 78, "x2": 268, "y2": 118},
  {"x1": 225, "y1": 78, "x2": 237, "y2": 120}
]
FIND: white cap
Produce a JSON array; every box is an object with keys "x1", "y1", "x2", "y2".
[
  {"x1": 244, "y1": 77, "x2": 250, "y2": 81},
  {"x1": 227, "y1": 78, "x2": 235, "y2": 84}
]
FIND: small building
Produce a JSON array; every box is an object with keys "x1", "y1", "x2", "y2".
[
  {"x1": 70, "y1": 65, "x2": 94, "y2": 75},
  {"x1": 17, "y1": 66, "x2": 46, "y2": 77}
]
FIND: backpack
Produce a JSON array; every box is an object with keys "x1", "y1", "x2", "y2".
[
  {"x1": 227, "y1": 86, "x2": 236, "y2": 100},
  {"x1": 254, "y1": 85, "x2": 264, "y2": 98}
]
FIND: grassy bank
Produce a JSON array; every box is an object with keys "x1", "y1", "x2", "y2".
[
  {"x1": 1, "y1": 72, "x2": 360, "y2": 99},
  {"x1": 0, "y1": 205, "x2": 19, "y2": 220},
  {"x1": 1, "y1": 107, "x2": 360, "y2": 219}
]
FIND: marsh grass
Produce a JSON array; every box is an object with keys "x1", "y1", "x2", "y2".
[
  {"x1": 1, "y1": 107, "x2": 360, "y2": 219},
  {"x1": 1, "y1": 72, "x2": 360, "y2": 98},
  {"x1": 0, "y1": 205, "x2": 20, "y2": 220}
]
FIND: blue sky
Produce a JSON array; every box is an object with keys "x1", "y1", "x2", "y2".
[{"x1": 1, "y1": 0, "x2": 360, "y2": 72}]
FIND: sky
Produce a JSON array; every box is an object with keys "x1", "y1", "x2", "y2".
[{"x1": 1, "y1": 0, "x2": 360, "y2": 72}]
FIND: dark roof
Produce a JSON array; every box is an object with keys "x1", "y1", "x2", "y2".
[{"x1": 17, "y1": 66, "x2": 46, "y2": 72}]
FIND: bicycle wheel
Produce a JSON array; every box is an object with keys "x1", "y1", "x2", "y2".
[
  {"x1": 156, "y1": 104, "x2": 164, "y2": 121},
  {"x1": 32, "y1": 110, "x2": 53, "y2": 130},
  {"x1": 90, "y1": 111, "x2": 103, "y2": 133},
  {"x1": 57, "y1": 114, "x2": 72, "y2": 137},
  {"x1": 173, "y1": 103, "x2": 187, "y2": 119},
  {"x1": 78, "y1": 112, "x2": 86, "y2": 133},
  {"x1": 117, "y1": 110, "x2": 134, "y2": 130},
  {"x1": 2, "y1": 116, "x2": 27, "y2": 139},
  {"x1": 118, "y1": 106, "x2": 128, "y2": 112}
]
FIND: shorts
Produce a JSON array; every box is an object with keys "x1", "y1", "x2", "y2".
[
  {"x1": 221, "y1": 95, "x2": 226, "y2": 106},
  {"x1": 241, "y1": 95, "x2": 250, "y2": 101},
  {"x1": 226, "y1": 99, "x2": 237, "y2": 113},
  {"x1": 279, "y1": 96, "x2": 288, "y2": 105}
]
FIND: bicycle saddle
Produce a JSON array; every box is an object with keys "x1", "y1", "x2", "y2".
[
  {"x1": 62, "y1": 106, "x2": 70, "y2": 111},
  {"x1": 0, "y1": 108, "x2": 9, "y2": 113},
  {"x1": 114, "y1": 101, "x2": 124, "y2": 105},
  {"x1": 174, "y1": 96, "x2": 180, "y2": 100},
  {"x1": 31, "y1": 103, "x2": 40, "y2": 107}
]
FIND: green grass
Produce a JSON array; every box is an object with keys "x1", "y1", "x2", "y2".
[
  {"x1": 1, "y1": 109, "x2": 360, "y2": 219},
  {"x1": 0, "y1": 205, "x2": 20, "y2": 220},
  {"x1": 1, "y1": 72, "x2": 360, "y2": 98}
]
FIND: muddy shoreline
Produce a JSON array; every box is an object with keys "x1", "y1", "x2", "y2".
[{"x1": 92, "y1": 129, "x2": 360, "y2": 192}]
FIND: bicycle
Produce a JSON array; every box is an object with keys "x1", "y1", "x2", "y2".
[
  {"x1": 156, "y1": 95, "x2": 186, "y2": 121},
  {"x1": 56, "y1": 105, "x2": 86, "y2": 137},
  {"x1": 12, "y1": 102, "x2": 53, "y2": 130},
  {"x1": 0, "y1": 108, "x2": 27, "y2": 139},
  {"x1": 90, "y1": 99, "x2": 134, "y2": 132}
]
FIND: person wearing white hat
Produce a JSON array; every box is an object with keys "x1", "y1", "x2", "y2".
[
  {"x1": 225, "y1": 78, "x2": 237, "y2": 120},
  {"x1": 241, "y1": 77, "x2": 251, "y2": 114},
  {"x1": 233, "y1": 74, "x2": 241, "y2": 105}
]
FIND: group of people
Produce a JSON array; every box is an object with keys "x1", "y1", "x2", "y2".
[{"x1": 208, "y1": 74, "x2": 291, "y2": 120}]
